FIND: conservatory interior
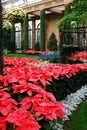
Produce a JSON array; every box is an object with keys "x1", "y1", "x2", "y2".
[{"x1": 0, "y1": 1, "x2": 87, "y2": 130}]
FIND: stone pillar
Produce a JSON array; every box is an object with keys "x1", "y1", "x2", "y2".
[{"x1": 32, "y1": 18, "x2": 35, "y2": 50}]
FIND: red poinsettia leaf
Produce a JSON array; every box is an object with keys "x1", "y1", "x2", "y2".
[{"x1": 27, "y1": 90, "x2": 33, "y2": 96}]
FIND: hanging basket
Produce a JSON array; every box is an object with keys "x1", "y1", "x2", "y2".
[{"x1": 6, "y1": 7, "x2": 25, "y2": 21}]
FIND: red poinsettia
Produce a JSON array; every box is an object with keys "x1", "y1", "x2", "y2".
[
  {"x1": 7, "y1": 108, "x2": 41, "y2": 130},
  {"x1": 0, "y1": 116, "x2": 7, "y2": 130},
  {"x1": 0, "y1": 56, "x2": 87, "y2": 130},
  {"x1": 68, "y1": 51, "x2": 87, "y2": 61},
  {"x1": 0, "y1": 90, "x2": 18, "y2": 116},
  {"x1": 23, "y1": 50, "x2": 48, "y2": 55}
]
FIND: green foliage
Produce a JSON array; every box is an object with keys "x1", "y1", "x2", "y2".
[
  {"x1": 34, "y1": 42, "x2": 40, "y2": 51},
  {"x1": 41, "y1": 56, "x2": 60, "y2": 63},
  {"x1": 57, "y1": 0, "x2": 87, "y2": 60},
  {"x1": 78, "y1": 12, "x2": 87, "y2": 26},
  {"x1": 56, "y1": 11, "x2": 77, "y2": 27},
  {"x1": 46, "y1": 71, "x2": 87, "y2": 101},
  {"x1": 73, "y1": 0, "x2": 87, "y2": 14},
  {"x1": 64, "y1": 4, "x2": 71, "y2": 16},
  {"x1": 7, "y1": 125, "x2": 13, "y2": 130},
  {"x1": 3, "y1": 20, "x2": 12, "y2": 30},
  {"x1": 47, "y1": 33, "x2": 58, "y2": 51},
  {"x1": 23, "y1": 14, "x2": 28, "y2": 50},
  {"x1": 39, "y1": 119, "x2": 52, "y2": 130},
  {"x1": 8, "y1": 41, "x2": 16, "y2": 53},
  {"x1": 40, "y1": 10, "x2": 45, "y2": 51},
  {"x1": 3, "y1": 53, "x2": 40, "y2": 59},
  {"x1": 57, "y1": 0, "x2": 87, "y2": 27},
  {"x1": 60, "y1": 45, "x2": 81, "y2": 63},
  {"x1": 3, "y1": 29, "x2": 11, "y2": 49},
  {"x1": 10, "y1": 21, "x2": 16, "y2": 52},
  {"x1": 6, "y1": 7, "x2": 25, "y2": 21}
]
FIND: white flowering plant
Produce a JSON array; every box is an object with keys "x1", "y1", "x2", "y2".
[
  {"x1": 3, "y1": 20, "x2": 12, "y2": 30},
  {"x1": 6, "y1": 7, "x2": 25, "y2": 21}
]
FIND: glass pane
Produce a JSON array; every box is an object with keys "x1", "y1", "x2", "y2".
[
  {"x1": 15, "y1": 31, "x2": 21, "y2": 49},
  {"x1": 28, "y1": 21, "x2": 32, "y2": 49},
  {"x1": 15, "y1": 23, "x2": 21, "y2": 49}
]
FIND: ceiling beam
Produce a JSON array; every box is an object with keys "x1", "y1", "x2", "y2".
[
  {"x1": 30, "y1": 11, "x2": 40, "y2": 16},
  {"x1": 47, "y1": 8, "x2": 62, "y2": 14}
]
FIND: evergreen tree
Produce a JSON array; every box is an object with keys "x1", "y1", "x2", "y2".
[
  {"x1": 47, "y1": 33, "x2": 58, "y2": 51},
  {"x1": 0, "y1": 0, "x2": 3, "y2": 75}
]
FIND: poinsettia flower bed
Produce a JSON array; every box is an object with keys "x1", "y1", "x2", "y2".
[
  {"x1": 0, "y1": 57, "x2": 65, "y2": 130},
  {"x1": 4, "y1": 57, "x2": 39, "y2": 67},
  {"x1": 0, "y1": 57, "x2": 87, "y2": 130},
  {"x1": 68, "y1": 51, "x2": 87, "y2": 62},
  {"x1": 22, "y1": 50, "x2": 49, "y2": 55}
]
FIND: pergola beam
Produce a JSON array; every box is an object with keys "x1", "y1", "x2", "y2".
[{"x1": 47, "y1": 8, "x2": 62, "y2": 14}]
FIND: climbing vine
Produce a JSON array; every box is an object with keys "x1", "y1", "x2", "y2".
[
  {"x1": 40, "y1": 10, "x2": 45, "y2": 51},
  {"x1": 23, "y1": 13, "x2": 28, "y2": 50}
]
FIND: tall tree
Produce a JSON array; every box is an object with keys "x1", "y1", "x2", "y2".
[{"x1": 0, "y1": 0, "x2": 3, "y2": 75}]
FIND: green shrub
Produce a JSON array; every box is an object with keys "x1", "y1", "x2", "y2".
[
  {"x1": 47, "y1": 33, "x2": 58, "y2": 51},
  {"x1": 46, "y1": 71, "x2": 87, "y2": 101},
  {"x1": 34, "y1": 42, "x2": 40, "y2": 51},
  {"x1": 41, "y1": 56, "x2": 61, "y2": 63},
  {"x1": 3, "y1": 29, "x2": 11, "y2": 49},
  {"x1": 60, "y1": 45, "x2": 81, "y2": 63},
  {"x1": 8, "y1": 41, "x2": 16, "y2": 53}
]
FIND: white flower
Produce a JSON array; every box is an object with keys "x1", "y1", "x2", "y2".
[{"x1": 50, "y1": 85, "x2": 87, "y2": 130}]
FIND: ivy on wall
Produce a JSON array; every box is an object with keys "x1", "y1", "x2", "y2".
[
  {"x1": 40, "y1": 10, "x2": 45, "y2": 51},
  {"x1": 57, "y1": 0, "x2": 87, "y2": 27},
  {"x1": 23, "y1": 13, "x2": 28, "y2": 50},
  {"x1": 10, "y1": 20, "x2": 16, "y2": 52}
]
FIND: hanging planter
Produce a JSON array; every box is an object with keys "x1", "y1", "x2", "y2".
[{"x1": 6, "y1": 7, "x2": 25, "y2": 21}]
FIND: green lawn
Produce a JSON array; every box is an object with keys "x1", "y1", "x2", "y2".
[
  {"x1": 63, "y1": 98, "x2": 87, "y2": 130},
  {"x1": 4, "y1": 53, "x2": 40, "y2": 59}
]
